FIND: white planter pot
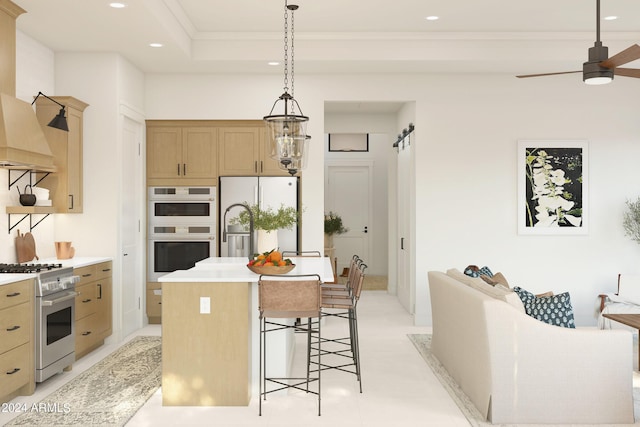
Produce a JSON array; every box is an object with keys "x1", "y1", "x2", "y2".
[{"x1": 257, "y1": 229, "x2": 279, "y2": 254}]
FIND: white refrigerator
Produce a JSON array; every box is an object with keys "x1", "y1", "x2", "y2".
[{"x1": 219, "y1": 176, "x2": 299, "y2": 257}]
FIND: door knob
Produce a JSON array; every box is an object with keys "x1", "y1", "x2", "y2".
[{"x1": 363, "y1": 226, "x2": 368, "y2": 233}]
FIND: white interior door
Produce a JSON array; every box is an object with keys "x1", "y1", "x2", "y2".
[
  {"x1": 397, "y1": 144, "x2": 411, "y2": 313},
  {"x1": 121, "y1": 115, "x2": 143, "y2": 337},
  {"x1": 326, "y1": 163, "x2": 372, "y2": 273}
]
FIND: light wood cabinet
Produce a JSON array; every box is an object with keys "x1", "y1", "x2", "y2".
[
  {"x1": 146, "y1": 125, "x2": 218, "y2": 185},
  {"x1": 146, "y1": 282, "x2": 162, "y2": 324},
  {"x1": 35, "y1": 96, "x2": 88, "y2": 213},
  {"x1": 74, "y1": 261, "x2": 112, "y2": 360},
  {"x1": 0, "y1": 278, "x2": 35, "y2": 403},
  {"x1": 0, "y1": 0, "x2": 25, "y2": 97},
  {"x1": 218, "y1": 126, "x2": 291, "y2": 176}
]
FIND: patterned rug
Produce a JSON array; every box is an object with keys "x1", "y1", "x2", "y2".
[
  {"x1": 6, "y1": 336, "x2": 161, "y2": 427},
  {"x1": 408, "y1": 334, "x2": 640, "y2": 427}
]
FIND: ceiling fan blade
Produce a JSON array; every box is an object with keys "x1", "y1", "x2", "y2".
[
  {"x1": 600, "y1": 44, "x2": 640, "y2": 69},
  {"x1": 516, "y1": 71, "x2": 581, "y2": 79},
  {"x1": 615, "y1": 68, "x2": 640, "y2": 78}
]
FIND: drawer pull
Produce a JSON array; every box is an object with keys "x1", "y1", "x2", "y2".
[
  {"x1": 6, "y1": 325, "x2": 20, "y2": 332},
  {"x1": 82, "y1": 331, "x2": 92, "y2": 336},
  {"x1": 6, "y1": 368, "x2": 20, "y2": 375},
  {"x1": 6, "y1": 292, "x2": 20, "y2": 297},
  {"x1": 82, "y1": 299, "x2": 92, "y2": 303},
  {"x1": 102, "y1": 268, "x2": 111, "y2": 272},
  {"x1": 82, "y1": 274, "x2": 92, "y2": 278}
]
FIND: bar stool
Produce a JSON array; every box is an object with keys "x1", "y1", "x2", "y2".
[
  {"x1": 311, "y1": 262, "x2": 366, "y2": 393},
  {"x1": 258, "y1": 274, "x2": 322, "y2": 416}
]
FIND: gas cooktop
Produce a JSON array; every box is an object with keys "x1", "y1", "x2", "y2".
[{"x1": 0, "y1": 263, "x2": 64, "y2": 274}]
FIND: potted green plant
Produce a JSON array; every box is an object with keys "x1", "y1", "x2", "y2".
[
  {"x1": 623, "y1": 197, "x2": 640, "y2": 244},
  {"x1": 324, "y1": 211, "x2": 348, "y2": 248},
  {"x1": 230, "y1": 203, "x2": 300, "y2": 253}
]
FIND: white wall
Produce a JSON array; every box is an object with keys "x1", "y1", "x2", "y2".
[
  {"x1": 146, "y1": 72, "x2": 640, "y2": 327},
  {"x1": 12, "y1": 38, "x2": 639, "y2": 330}
]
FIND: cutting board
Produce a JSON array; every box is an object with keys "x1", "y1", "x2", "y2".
[{"x1": 16, "y1": 230, "x2": 38, "y2": 263}]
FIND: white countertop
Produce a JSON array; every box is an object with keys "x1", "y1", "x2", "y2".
[
  {"x1": 38, "y1": 256, "x2": 112, "y2": 269},
  {"x1": 159, "y1": 256, "x2": 334, "y2": 283},
  {"x1": 0, "y1": 257, "x2": 112, "y2": 286}
]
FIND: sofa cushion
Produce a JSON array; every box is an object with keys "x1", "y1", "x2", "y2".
[
  {"x1": 446, "y1": 269, "x2": 525, "y2": 313},
  {"x1": 514, "y1": 286, "x2": 576, "y2": 328}
]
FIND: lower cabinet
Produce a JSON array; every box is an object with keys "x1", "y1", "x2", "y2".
[
  {"x1": 0, "y1": 279, "x2": 35, "y2": 403},
  {"x1": 146, "y1": 282, "x2": 162, "y2": 324},
  {"x1": 74, "y1": 261, "x2": 112, "y2": 360}
]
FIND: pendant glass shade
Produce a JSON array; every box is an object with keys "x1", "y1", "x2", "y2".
[
  {"x1": 264, "y1": 92, "x2": 308, "y2": 175},
  {"x1": 272, "y1": 135, "x2": 309, "y2": 175}
]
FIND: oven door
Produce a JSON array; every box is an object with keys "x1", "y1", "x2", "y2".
[
  {"x1": 149, "y1": 200, "x2": 215, "y2": 224},
  {"x1": 148, "y1": 233, "x2": 216, "y2": 281},
  {"x1": 37, "y1": 290, "x2": 76, "y2": 372}
]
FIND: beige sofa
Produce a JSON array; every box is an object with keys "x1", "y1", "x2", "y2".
[{"x1": 428, "y1": 269, "x2": 634, "y2": 424}]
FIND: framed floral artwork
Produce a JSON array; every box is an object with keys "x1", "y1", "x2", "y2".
[{"x1": 517, "y1": 140, "x2": 588, "y2": 235}]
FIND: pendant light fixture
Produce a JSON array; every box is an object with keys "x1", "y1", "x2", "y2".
[{"x1": 263, "y1": 1, "x2": 309, "y2": 176}]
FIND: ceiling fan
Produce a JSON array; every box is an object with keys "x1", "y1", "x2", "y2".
[{"x1": 516, "y1": 0, "x2": 640, "y2": 84}]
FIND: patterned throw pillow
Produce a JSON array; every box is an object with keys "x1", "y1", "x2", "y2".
[
  {"x1": 464, "y1": 265, "x2": 493, "y2": 278},
  {"x1": 513, "y1": 286, "x2": 576, "y2": 328}
]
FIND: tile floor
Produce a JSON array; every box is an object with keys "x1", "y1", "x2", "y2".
[{"x1": 0, "y1": 291, "x2": 470, "y2": 427}]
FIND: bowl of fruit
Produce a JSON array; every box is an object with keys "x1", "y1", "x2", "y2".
[{"x1": 247, "y1": 250, "x2": 295, "y2": 275}]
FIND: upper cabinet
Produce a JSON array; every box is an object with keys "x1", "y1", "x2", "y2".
[
  {"x1": 146, "y1": 123, "x2": 218, "y2": 186},
  {"x1": 218, "y1": 124, "x2": 291, "y2": 176},
  {"x1": 35, "y1": 96, "x2": 88, "y2": 213},
  {"x1": 147, "y1": 120, "x2": 293, "y2": 185}
]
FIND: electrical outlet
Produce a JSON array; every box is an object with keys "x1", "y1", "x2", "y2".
[{"x1": 200, "y1": 297, "x2": 211, "y2": 314}]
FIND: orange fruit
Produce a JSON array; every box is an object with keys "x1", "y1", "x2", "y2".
[
  {"x1": 278, "y1": 260, "x2": 286, "y2": 266},
  {"x1": 270, "y1": 251, "x2": 282, "y2": 263},
  {"x1": 264, "y1": 261, "x2": 274, "y2": 266}
]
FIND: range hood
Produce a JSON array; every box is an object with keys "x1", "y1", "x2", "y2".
[{"x1": 0, "y1": 93, "x2": 56, "y2": 172}]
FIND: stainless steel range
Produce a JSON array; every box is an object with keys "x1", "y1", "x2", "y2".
[{"x1": 0, "y1": 263, "x2": 79, "y2": 382}]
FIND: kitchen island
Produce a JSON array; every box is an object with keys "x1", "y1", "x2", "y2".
[{"x1": 158, "y1": 256, "x2": 333, "y2": 407}]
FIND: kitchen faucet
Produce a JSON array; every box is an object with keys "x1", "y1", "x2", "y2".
[{"x1": 222, "y1": 203, "x2": 254, "y2": 260}]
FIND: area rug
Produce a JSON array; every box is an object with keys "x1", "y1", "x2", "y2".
[
  {"x1": 6, "y1": 336, "x2": 161, "y2": 427},
  {"x1": 408, "y1": 334, "x2": 640, "y2": 427}
]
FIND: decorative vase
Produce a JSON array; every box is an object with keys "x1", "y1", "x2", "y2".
[
  {"x1": 257, "y1": 229, "x2": 279, "y2": 254},
  {"x1": 324, "y1": 233, "x2": 334, "y2": 249}
]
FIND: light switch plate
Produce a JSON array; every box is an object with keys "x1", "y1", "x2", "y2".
[{"x1": 200, "y1": 296, "x2": 211, "y2": 314}]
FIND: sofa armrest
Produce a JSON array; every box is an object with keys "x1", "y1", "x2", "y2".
[{"x1": 484, "y1": 299, "x2": 633, "y2": 425}]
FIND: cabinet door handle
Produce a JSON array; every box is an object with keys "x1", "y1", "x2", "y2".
[
  {"x1": 82, "y1": 298, "x2": 92, "y2": 303},
  {"x1": 102, "y1": 268, "x2": 112, "y2": 272},
  {"x1": 82, "y1": 273, "x2": 92, "y2": 278},
  {"x1": 97, "y1": 283, "x2": 103, "y2": 299},
  {"x1": 68, "y1": 194, "x2": 74, "y2": 210},
  {"x1": 6, "y1": 368, "x2": 20, "y2": 375},
  {"x1": 183, "y1": 164, "x2": 186, "y2": 175},
  {"x1": 6, "y1": 325, "x2": 20, "y2": 332},
  {"x1": 82, "y1": 331, "x2": 92, "y2": 336},
  {"x1": 260, "y1": 161, "x2": 263, "y2": 173},
  {"x1": 6, "y1": 292, "x2": 20, "y2": 298},
  {"x1": 177, "y1": 163, "x2": 180, "y2": 175}
]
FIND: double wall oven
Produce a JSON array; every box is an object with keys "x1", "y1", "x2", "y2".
[{"x1": 148, "y1": 186, "x2": 216, "y2": 281}]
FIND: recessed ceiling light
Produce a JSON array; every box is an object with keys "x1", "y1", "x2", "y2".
[
  {"x1": 109, "y1": 2, "x2": 126, "y2": 8},
  {"x1": 604, "y1": 15, "x2": 618, "y2": 21},
  {"x1": 268, "y1": 61, "x2": 280, "y2": 66},
  {"x1": 149, "y1": 43, "x2": 163, "y2": 48},
  {"x1": 425, "y1": 16, "x2": 439, "y2": 21}
]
